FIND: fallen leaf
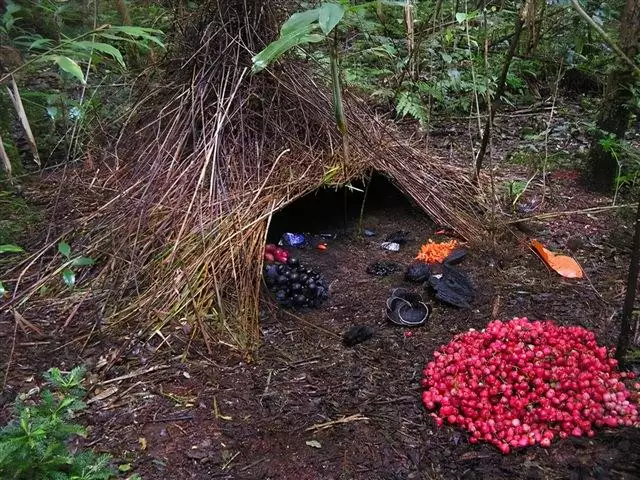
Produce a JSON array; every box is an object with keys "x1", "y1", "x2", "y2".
[
  {"x1": 13, "y1": 310, "x2": 44, "y2": 335},
  {"x1": 531, "y1": 239, "x2": 583, "y2": 278},
  {"x1": 305, "y1": 440, "x2": 322, "y2": 448},
  {"x1": 138, "y1": 437, "x2": 147, "y2": 451},
  {"x1": 86, "y1": 386, "x2": 118, "y2": 404}
]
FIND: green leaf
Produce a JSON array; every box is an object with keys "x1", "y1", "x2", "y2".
[
  {"x1": 395, "y1": 90, "x2": 429, "y2": 127},
  {"x1": 119, "y1": 463, "x2": 132, "y2": 472},
  {"x1": 1, "y1": 2, "x2": 21, "y2": 32},
  {"x1": 62, "y1": 268, "x2": 75, "y2": 288},
  {"x1": 252, "y1": 29, "x2": 324, "y2": 73},
  {"x1": 71, "y1": 256, "x2": 95, "y2": 267},
  {"x1": 46, "y1": 105, "x2": 59, "y2": 120},
  {"x1": 28, "y1": 37, "x2": 54, "y2": 50},
  {"x1": 280, "y1": 8, "x2": 321, "y2": 37},
  {"x1": 106, "y1": 26, "x2": 165, "y2": 48},
  {"x1": 318, "y1": 3, "x2": 345, "y2": 35},
  {"x1": 0, "y1": 244, "x2": 24, "y2": 254},
  {"x1": 0, "y1": 281, "x2": 6, "y2": 297},
  {"x1": 72, "y1": 41, "x2": 126, "y2": 68},
  {"x1": 52, "y1": 56, "x2": 85, "y2": 84},
  {"x1": 440, "y1": 52, "x2": 453, "y2": 64},
  {"x1": 58, "y1": 241, "x2": 71, "y2": 258}
]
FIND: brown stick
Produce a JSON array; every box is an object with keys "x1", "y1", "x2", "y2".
[
  {"x1": 474, "y1": 3, "x2": 527, "y2": 179},
  {"x1": 114, "y1": 0, "x2": 131, "y2": 25},
  {"x1": 2, "y1": 320, "x2": 18, "y2": 390}
]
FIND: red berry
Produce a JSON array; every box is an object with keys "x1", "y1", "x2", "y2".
[{"x1": 420, "y1": 318, "x2": 639, "y2": 454}]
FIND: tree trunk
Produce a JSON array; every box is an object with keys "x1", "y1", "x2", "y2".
[
  {"x1": 616, "y1": 198, "x2": 640, "y2": 368},
  {"x1": 474, "y1": 4, "x2": 526, "y2": 180},
  {"x1": 586, "y1": 0, "x2": 640, "y2": 192}
]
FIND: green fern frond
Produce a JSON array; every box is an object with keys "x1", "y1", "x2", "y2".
[
  {"x1": 395, "y1": 91, "x2": 429, "y2": 126},
  {"x1": 0, "y1": 365, "x2": 121, "y2": 480}
]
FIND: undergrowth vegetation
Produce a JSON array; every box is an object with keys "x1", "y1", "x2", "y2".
[
  {"x1": 0, "y1": 367, "x2": 140, "y2": 480},
  {"x1": 290, "y1": 1, "x2": 620, "y2": 122},
  {"x1": 2, "y1": 0, "x2": 638, "y2": 187},
  {"x1": 0, "y1": 0, "x2": 169, "y2": 175},
  {"x1": 253, "y1": 0, "x2": 638, "y2": 190}
]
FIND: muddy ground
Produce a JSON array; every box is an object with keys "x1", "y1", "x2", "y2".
[{"x1": 1, "y1": 106, "x2": 640, "y2": 479}]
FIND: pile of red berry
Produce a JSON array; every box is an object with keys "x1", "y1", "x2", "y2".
[{"x1": 421, "y1": 317, "x2": 639, "y2": 454}]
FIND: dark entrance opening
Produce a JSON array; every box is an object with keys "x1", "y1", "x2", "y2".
[{"x1": 266, "y1": 172, "x2": 429, "y2": 243}]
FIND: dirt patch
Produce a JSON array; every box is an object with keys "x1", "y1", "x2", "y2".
[{"x1": 2, "y1": 168, "x2": 639, "y2": 479}]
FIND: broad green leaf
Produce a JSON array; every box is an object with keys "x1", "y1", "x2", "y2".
[
  {"x1": 0, "y1": 244, "x2": 24, "y2": 254},
  {"x1": 46, "y1": 106, "x2": 59, "y2": 120},
  {"x1": 281, "y1": 8, "x2": 321, "y2": 37},
  {"x1": 71, "y1": 256, "x2": 95, "y2": 267},
  {"x1": 95, "y1": 32, "x2": 153, "y2": 46},
  {"x1": 72, "y1": 41, "x2": 126, "y2": 68},
  {"x1": 455, "y1": 10, "x2": 479, "y2": 23},
  {"x1": 119, "y1": 463, "x2": 132, "y2": 472},
  {"x1": 1, "y1": 2, "x2": 21, "y2": 31},
  {"x1": 52, "y1": 56, "x2": 85, "y2": 84},
  {"x1": 28, "y1": 37, "x2": 54, "y2": 50},
  {"x1": 61, "y1": 268, "x2": 75, "y2": 288},
  {"x1": 0, "y1": 281, "x2": 6, "y2": 296},
  {"x1": 440, "y1": 52, "x2": 453, "y2": 64},
  {"x1": 107, "y1": 26, "x2": 165, "y2": 48},
  {"x1": 318, "y1": 3, "x2": 345, "y2": 35},
  {"x1": 58, "y1": 241, "x2": 71, "y2": 258},
  {"x1": 252, "y1": 29, "x2": 324, "y2": 73}
]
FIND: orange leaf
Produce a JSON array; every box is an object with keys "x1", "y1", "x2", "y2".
[{"x1": 531, "y1": 239, "x2": 583, "y2": 279}]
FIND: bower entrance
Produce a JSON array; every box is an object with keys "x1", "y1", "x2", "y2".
[
  {"x1": 263, "y1": 172, "x2": 439, "y2": 318},
  {"x1": 267, "y1": 172, "x2": 434, "y2": 243}
]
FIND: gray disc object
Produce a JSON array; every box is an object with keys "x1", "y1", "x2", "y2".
[{"x1": 385, "y1": 288, "x2": 431, "y2": 326}]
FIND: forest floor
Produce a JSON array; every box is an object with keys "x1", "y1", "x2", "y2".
[{"x1": 1, "y1": 98, "x2": 640, "y2": 479}]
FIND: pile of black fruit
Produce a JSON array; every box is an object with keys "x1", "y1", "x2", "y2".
[{"x1": 263, "y1": 257, "x2": 330, "y2": 309}]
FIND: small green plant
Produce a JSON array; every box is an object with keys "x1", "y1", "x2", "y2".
[
  {"x1": 43, "y1": 367, "x2": 87, "y2": 397},
  {"x1": 502, "y1": 179, "x2": 528, "y2": 211},
  {"x1": 598, "y1": 133, "x2": 640, "y2": 197},
  {"x1": 0, "y1": 244, "x2": 24, "y2": 254},
  {"x1": 57, "y1": 241, "x2": 95, "y2": 288},
  {"x1": 0, "y1": 366, "x2": 128, "y2": 480}
]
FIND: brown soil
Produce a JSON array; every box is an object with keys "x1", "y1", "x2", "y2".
[{"x1": 2, "y1": 110, "x2": 640, "y2": 479}]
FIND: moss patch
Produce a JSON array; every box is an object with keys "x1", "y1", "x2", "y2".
[{"x1": 0, "y1": 191, "x2": 43, "y2": 245}]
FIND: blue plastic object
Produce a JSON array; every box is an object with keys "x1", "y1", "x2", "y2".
[{"x1": 281, "y1": 232, "x2": 305, "y2": 247}]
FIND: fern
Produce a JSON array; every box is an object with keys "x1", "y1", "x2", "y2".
[
  {"x1": 0, "y1": 367, "x2": 125, "y2": 480},
  {"x1": 395, "y1": 90, "x2": 429, "y2": 126}
]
